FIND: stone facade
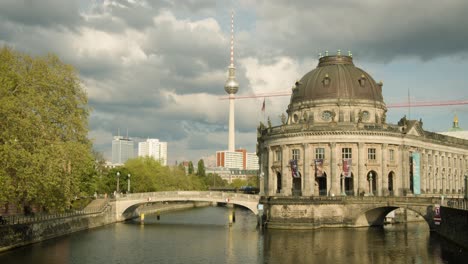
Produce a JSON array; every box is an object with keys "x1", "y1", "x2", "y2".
[{"x1": 257, "y1": 55, "x2": 468, "y2": 228}]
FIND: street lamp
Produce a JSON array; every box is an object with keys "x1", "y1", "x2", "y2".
[
  {"x1": 116, "y1": 171, "x2": 120, "y2": 194},
  {"x1": 369, "y1": 172, "x2": 374, "y2": 196},
  {"x1": 127, "y1": 173, "x2": 131, "y2": 193}
]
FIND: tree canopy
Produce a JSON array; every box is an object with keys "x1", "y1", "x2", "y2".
[
  {"x1": 0, "y1": 47, "x2": 93, "y2": 212},
  {"x1": 196, "y1": 159, "x2": 205, "y2": 177}
]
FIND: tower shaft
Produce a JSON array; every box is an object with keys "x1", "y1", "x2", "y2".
[{"x1": 228, "y1": 94, "x2": 235, "y2": 152}]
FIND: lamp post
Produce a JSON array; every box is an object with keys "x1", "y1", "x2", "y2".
[
  {"x1": 127, "y1": 173, "x2": 131, "y2": 193},
  {"x1": 116, "y1": 171, "x2": 120, "y2": 194},
  {"x1": 369, "y1": 172, "x2": 374, "y2": 196}
]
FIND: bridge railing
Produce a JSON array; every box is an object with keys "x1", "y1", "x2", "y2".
[
  {"x1": 445, "y1": 198, "x2": 468, "y2": 210},
  {"x1": 119, "y1": 191, "x2": 259, "y2": 202},
  {"x1": 266, "y1": 195, "x2": 442, "y2": 205},
  {"x1": 0, "y1": 199, "x2": 111, "y2": 226}
]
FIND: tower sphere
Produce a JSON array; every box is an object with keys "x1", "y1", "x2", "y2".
[{"x1": 225, "y1": 78, "x2": 239, "y2": 94}]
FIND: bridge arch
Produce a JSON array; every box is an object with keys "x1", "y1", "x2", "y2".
[
  {"x1": 353, "y1": 204, "x2": 435, "y2": 229},
  {"x1": 115, "y1": 191, "x2": 260, "y2": 221}
]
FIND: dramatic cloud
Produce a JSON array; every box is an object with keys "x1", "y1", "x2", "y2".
[{"x1": 0, "y1": 0, "x2": 466, "y2": 163}]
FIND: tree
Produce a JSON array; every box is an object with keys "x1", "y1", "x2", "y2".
[
  {"x1": 197, "y1": 159, "x2": 205, "y2": 177},
  {"x1": 188, "y1": 161, "x2": 194, "y2": 174},
  {"x1": 0, "y1": 47, "x2": 93, "y2": 213}
]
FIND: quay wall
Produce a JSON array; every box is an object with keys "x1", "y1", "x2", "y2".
[
  {"x1": 434, "y1": 206, "x2": 468, "y2": 249},
  {"x1": 0, "y1": 201, "x2": 211, "y2": 253},
  {"x1": 0, "y1": 203, "x2": 116, "y2": 253}
]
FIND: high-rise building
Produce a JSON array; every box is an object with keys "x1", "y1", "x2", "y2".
[
  {"x1": 112, "y1": 136, "x2": 134, "y2": 165},
  {"x1": 138, "y1": 138, "x2": 168, "y2": 166},
  {"x1": 216, "y1": 148, "x2": 259, "y2": 170}
]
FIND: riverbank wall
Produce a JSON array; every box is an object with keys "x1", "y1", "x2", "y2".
[
  {"x1": 434, "y1": 206, "x2": 468, "y2": 249},
  {"x1": 0, "y1": 201, "x2": 212, "y2": 253},
  {"x1": 0, "y1": 204, "x2": 115, "y2": 253}
]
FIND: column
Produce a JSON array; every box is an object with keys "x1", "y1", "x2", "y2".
[
  {"x1": 381, "y1": 144, "x2": 388, "y2": 196},
  {"x1": 396, "y1": 145, "x2": 404, "y2": 196},
  {"x1": 302, "y1": 143, "x2": 312, "y2": 196},
  {"x1": 330, "y1": 142, "x2": 339, "y2": 196},
  {"x1": 259, "y1": 148, "x2": 266, "y2": 196},
  {"x1": 267, "y1": 147, "x2": 275, "y2": 196},
  {"x1": 401, "y1": 146, "x2": 409, "y2": 195},
  {"x1": 358, "y1": 142, "x2": 365, "y2": 195},
  {"x1": 281, "y1": 145, "x2": 291, "y2": 196}
]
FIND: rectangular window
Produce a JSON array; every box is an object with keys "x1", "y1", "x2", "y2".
[
  {"x1": 292, "y1": 149, "x2": 300, "y2": 160},
  {"x1": 275, "y1": 150, "x2": 282, "y2": 162},
  {"x1": 389, "y1": 149, "x2": 395, "y2": 162},
  {"x1": 315, "y1": 148, "x2": 325, "y2": 159},
  {"x1": 368, "y1": 148, "x2": 376, "y2": 160},
  {"x1": 342, "y1": 148, "x2": 352, "y2": 159}
]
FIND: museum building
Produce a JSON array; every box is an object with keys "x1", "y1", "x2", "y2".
[{"x1": 257, "y1": 54, "x2": 468, "y2": 198}]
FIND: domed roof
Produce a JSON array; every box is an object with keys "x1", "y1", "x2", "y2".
[{"x1": 291, "y1": 55, "x2": 384, "y2": 104}]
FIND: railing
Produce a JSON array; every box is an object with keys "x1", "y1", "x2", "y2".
[
  {"x1": 0, "y1": 199, "x2": 110, "y2": 226},
  {"x1": 119, "y1": 191, "x2": 260, "y2": 202},
  {"x1": 445, "y1": 198, "x2": 468, "y2": 210},
  {"x1": 267, "y1": 195, "x2": 442, "y2": 205}
]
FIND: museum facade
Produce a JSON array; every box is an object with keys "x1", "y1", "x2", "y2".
[{"x1": 257, "y1": 54, "x2": 468, "y2": 198}]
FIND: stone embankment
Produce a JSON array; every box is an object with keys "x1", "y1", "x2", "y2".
[
  {"x1": 0, "y1": 200, "x2": 211, "y2": 252},
  {"x1": 434, "y1": 206, "x2": 468, "y2": 249}
]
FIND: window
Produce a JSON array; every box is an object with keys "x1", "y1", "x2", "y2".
[
  {"x1": 342, "y1": 148, "x2": 352, "y2": 159},
  {"x1": 292, "y1": 149, "x2": 300, "y2": 160},
  {"x1": 275, "y1": 150, "x2": 282, "y2": 162},
  {"x1": 368, "y1": 148, "x2": 376, "y2": 160},
  {"x1": 315, "y1": 148, "x2": 325, "y2": 159},
  {"x1": 389, "y1": 149, "x2": 395, "y2": 162}
]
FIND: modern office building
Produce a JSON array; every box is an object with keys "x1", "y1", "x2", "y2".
[
  {"x1": 112, "y1": 136, "x2": 134, "y2": 165},
  {"x1": 216, "y1": 149, "x2": 259, "y2": 170},
  {"x1": 138, "y1": 138, "x2": 168, "y2": 166}
]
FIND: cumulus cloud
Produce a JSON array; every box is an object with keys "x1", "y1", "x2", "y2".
[{"x1": 1, "y1": 0, "x2": 466, "y2": 163}]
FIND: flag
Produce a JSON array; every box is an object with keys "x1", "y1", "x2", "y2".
[
  {"x1": 261, "y1": 98, "x2": 265, "y2": 112},
  {"x1": 290, "y1": 159, "x2": 301, "y2": 178},
  {"x1": 315, "y1": 159, "x2": 324, "y2": 177},
  {"x1": 342, "y1": 158, "x2": 352, "y2": 177}
]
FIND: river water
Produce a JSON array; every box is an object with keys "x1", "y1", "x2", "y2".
[{"x1": 0, "y1": 206, "x2": 465, "y2": 264}]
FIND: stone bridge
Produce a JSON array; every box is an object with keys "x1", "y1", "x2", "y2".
[
  {"x1": 114, "y1": 191, "x2": 447, "y2": 229},
  {"x1": 262, "y1": 196, "x2": 444, "y2": 230},
  {"x1": 114, "y1": 191, "x2": 260, "y2": 221}
]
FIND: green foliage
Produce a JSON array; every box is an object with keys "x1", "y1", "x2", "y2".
[
  {"x1": 188, "y1": 161, "x2": 194, "y2": 174},
  {"x1": 0, "y1": 46, "x2": 94, "y2": 212},
  {"x1": 229, "y1": 179, "x2": 248, "y2": 188},
  {"x1": 205, "y1": 173, "x2": 228, "y2": 188},
  {"x1": 196, "y1": 159, "x2": 205, "y2": 177},
  {"x1": 96, "y1": 157, "x2": 209, "y2": 193}
]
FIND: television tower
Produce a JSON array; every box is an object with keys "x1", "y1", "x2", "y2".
[{"x1": 224, "y1": 11, "x2": 239, "y2": 152}]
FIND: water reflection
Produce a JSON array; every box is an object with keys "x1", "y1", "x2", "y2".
[
  {"x1": 0, "y1": 207, "x2": 465, "y2": 264},
  {"x1": 262, "y1": 223, "x2": 464, "y2": 264}
]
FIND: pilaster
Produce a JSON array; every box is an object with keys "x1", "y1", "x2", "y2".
[
  {"x1": 281, "y1": 145, "x2": 291, "y2": 196},
  {"x1": 358, "y1": 142, "x2": 365, "y2": 195},
  {"x1": 381, "y1": 144, "x2": 387, "y2": 196},
  {"x1": 302, "y1": 143, "x2": 312, "y2": 196}
]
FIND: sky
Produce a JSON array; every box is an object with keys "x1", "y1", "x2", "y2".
[{"x1": 1, "y1": 0, "x2": 467, "y2": 165}]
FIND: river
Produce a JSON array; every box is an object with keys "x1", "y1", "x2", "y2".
[{"x1": 0, "y1": 206, "x2": 465, "y2": 263}]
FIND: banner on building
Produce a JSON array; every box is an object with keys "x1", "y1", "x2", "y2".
[
  {"x1": 412, "y1": 152, "x2": 421, "y2": 195},
  {"x1": 342, "y1": 158, "x2": 352, "y2": 177},
  {"x1": 290, "y1": 159, "x2": 301, "y2": 178},
  {"x1": 315, "y1": 159, "x2": 324, "y2": 177}
]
